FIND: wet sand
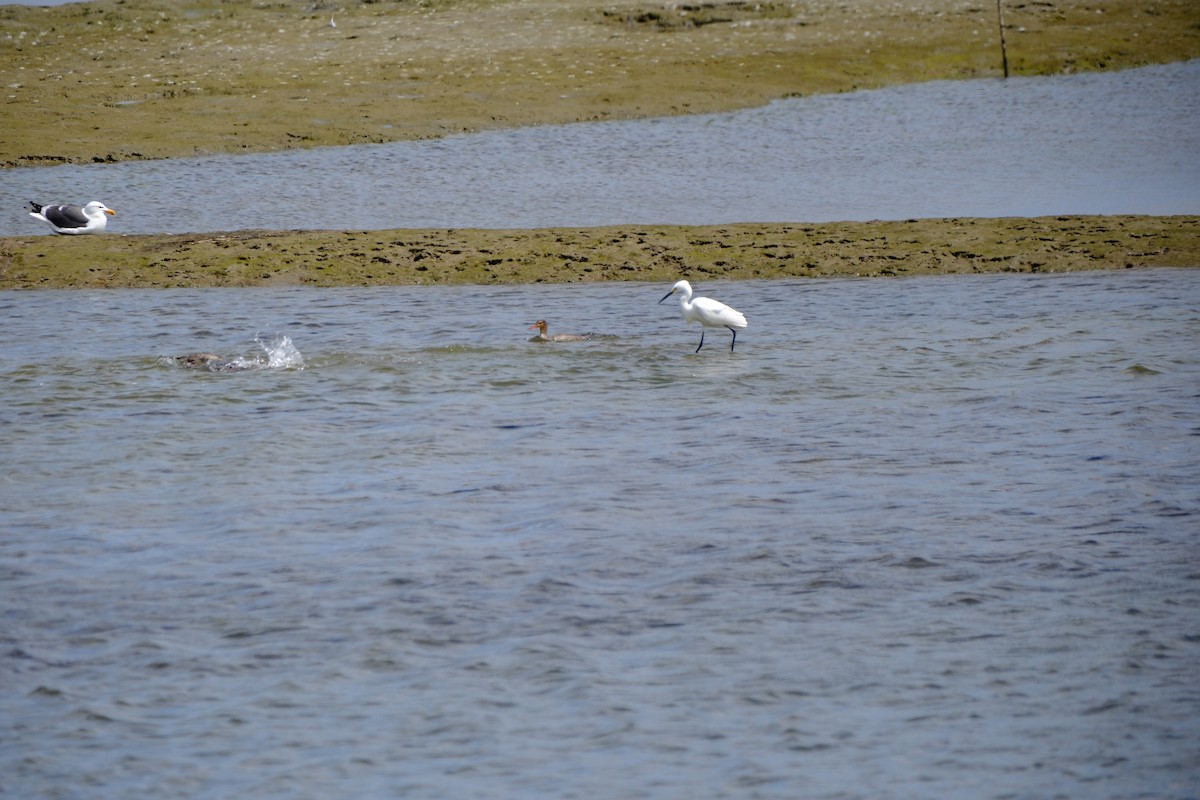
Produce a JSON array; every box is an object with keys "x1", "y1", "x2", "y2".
[
  {"x1": 3, "y1": 0, "x2": 1198, "y2": 166},
  {"x1": 4, "y1": 0, "x2": 1197, "y2": 287},
  {"x1": 2, "y1": 216, "x2": 1196, "y2": 288}
]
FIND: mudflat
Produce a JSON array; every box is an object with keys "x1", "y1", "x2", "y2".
[
  {"x1": 2, "y1": 217, "x2": 1196, "y2": 288},
  {"x1": 3, "y1": 0, "x2": 1197, "y2": 287},
  {"x1": 3, "y1": 0, "x2": 1198, "y2": 166}
]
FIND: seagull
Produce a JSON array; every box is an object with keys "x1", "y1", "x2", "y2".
[
  {"x1": 27, "y1": 200, "x2": 116, "y2": 235},
  {"x1": 528, "y1": 320, "x2": 591, "y2": 342},
  {"x1": 658, "y1": 279, "x2": 748, "y2": 352}
]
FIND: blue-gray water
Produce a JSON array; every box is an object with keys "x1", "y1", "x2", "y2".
[
  {"x1": 5, "y1": 60, "x2": 1199, "y2": 235},
  {"x1": 2, "y1": 269, "x2": 1198, "y2": 798}
]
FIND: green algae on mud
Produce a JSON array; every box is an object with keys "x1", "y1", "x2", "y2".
[
  {"x1": 2, "y1": 0, "x2": 1199, "y2": 166},
  {"x1": 2, "y1": 217, "x2": 1196, "y2": 289}
]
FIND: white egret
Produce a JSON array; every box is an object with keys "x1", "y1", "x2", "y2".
[
  {"x1": 528, "y1": 320, "x2": 590, "y2": 342},
  {"x1": 658, "y1": 279, "x2": 748, "y2": 352},
  {"x1": 27, "y1": 200, "x2": 116, "y2": 235}
]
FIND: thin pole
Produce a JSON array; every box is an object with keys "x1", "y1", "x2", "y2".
[{"x1": 997, "y1": 0, "x2": 1010, "y2": 78}]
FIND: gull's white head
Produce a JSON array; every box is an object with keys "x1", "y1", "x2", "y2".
[{"x1": 84, "y1": 201, "x2": 117, "y2": 218}]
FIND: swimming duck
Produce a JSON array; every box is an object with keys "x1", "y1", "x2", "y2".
[{"x1": 528, "y1": 320, "x2": 590, "y2": 342}]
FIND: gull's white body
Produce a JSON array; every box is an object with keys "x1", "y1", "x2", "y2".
[
  {"x1": 28, "y1": 200, "x2": 116, "y2": 235},
  {"x1": 659, "y1": 280, "x2": 748, "y2": 352}
]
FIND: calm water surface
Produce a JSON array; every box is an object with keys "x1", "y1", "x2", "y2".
[
  {"x1": 4, "y1": 61, "x2": 1199, "y2": 234},
  {"x1": 2, "y1": 269, "x2": 1198, "y2": 798}
]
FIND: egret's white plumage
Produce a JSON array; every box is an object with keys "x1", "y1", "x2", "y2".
[
  {"x1": 28, "y1": 200, "x2": 116, "y2": 235},
  {"x1": 658, "y1": 279, "x2": 748, "y2": 352}
]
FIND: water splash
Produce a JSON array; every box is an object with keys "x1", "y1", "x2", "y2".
[
  {"x1": 255, "y1": 333, "x2": 305, "y2": 370},
  {"x1": 166, "y1": 333, "x2": 303, "y2": 372}
]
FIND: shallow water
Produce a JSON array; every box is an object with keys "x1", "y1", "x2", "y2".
[
  {"x1": 2, "y1": 269, "x2": 1198, "y2": 798},
  {"x1": 6, "y1": 61, "x2": 1199, "y2": 235}
]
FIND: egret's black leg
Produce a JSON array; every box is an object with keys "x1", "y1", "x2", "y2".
[
  {"x1": 695, "y1": 329, "x2": 706, "y2": 353},
  {"x1": 728, "y1": 326, "x2": 738, "y2": 352}
]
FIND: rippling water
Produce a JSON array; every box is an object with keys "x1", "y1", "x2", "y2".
[
  {"x1": 2, "y1": 269, "x2": 1198, "y2": 798},
  {"x1": 5, "y1": 61, "x2": 1199, "y2": 235}
]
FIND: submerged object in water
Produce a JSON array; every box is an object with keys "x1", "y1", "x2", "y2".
[
  {"x1": 174, "y1": 352, "x2": 247, "y2": 371},
  {"x1": 172, "y1": 335, "x2": 303, "y2": 372}
]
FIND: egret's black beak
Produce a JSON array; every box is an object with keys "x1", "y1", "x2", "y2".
[{"x1": 658, "y1": 290, "x2": 674, "y2": 305}]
